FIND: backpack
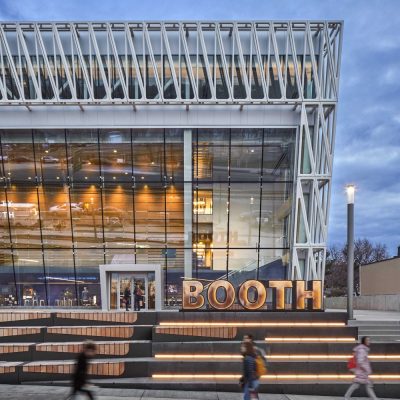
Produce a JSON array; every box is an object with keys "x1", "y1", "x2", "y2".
[
  {"x1": 347, "y1": 354, "x2": 356, "y2": 370},
  {"x1": 255, "y1": 354, "x2": 267, "y2": 377}
]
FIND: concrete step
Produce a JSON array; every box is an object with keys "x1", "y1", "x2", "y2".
[
  {"x1": 158, "y1": 311, "x2": 348, "y2": 324},
  {"x1": 0, "y1": 311, "x2": 156, "y2": 326},
  {"x1": 152, "y1": 325, "x2": 357, "y2": 342},
  {"x1": 0, "y1": 340, "x2": 152, "y2": 361},
  {"x1": 151, "y1": 340, "x2": 400, "y2": 355},
  {"x1": 7, "y1": 357, "x2": 400, "y2": 383},
  {"x1": 0, "y1": 325, "x2": 153, "y2": 343}
]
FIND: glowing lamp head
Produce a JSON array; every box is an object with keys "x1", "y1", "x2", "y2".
[{"x1": 346, "y1": 184, "x2": 355, "y2": 204}]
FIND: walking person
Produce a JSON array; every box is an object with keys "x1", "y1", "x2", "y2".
[
  {"x1": 133, "y1": 281, "x2": 144, "y2": 311},
  {"x1": 240, "y1": 341, "x2": 259, "y2": 400},
  {"x1": 68, "y1": 340, "x2": 97, "y2": 399},
  {"x1": 243, "y1": 334, "x2": 268, "y2": 367},
  {"x1": 123, "y1": 285, "x2": 131, "y2": 311},
  {"x1": 345, "y1": 336, "x2": 379, "y2": 399}
]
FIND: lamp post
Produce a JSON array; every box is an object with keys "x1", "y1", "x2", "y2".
[{"x1": 346, "y1": 184, "x2": 355, "y2": 320}]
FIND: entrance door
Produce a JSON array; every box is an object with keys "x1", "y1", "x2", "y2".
[
  {"x1": 118, "y1": 273, "x2": 148, "y2": 311},
  {"x1": 132, "y1": 276, "x2": 147, "y2": 311}
]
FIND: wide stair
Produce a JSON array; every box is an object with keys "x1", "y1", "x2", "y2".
[
  {"x1": 349, "y1": 320, "x2": 400, "y2": 343},
  {"x1": 0, "y1": 311, "x2": 399, "y2": 397}
]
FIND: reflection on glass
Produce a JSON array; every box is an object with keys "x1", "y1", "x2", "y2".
[{"x1": 0, "y1": 128, "x2": 295, "y2": 308}]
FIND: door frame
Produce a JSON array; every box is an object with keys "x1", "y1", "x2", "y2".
[{"x1": 99, "y1": 263, "x2": 163, "y2": 311}]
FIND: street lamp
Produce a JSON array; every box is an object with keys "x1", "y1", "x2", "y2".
[{"x1": 346, "y1": 184, "x2": 355, "y2": 320}]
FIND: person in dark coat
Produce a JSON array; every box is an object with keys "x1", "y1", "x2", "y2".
[
  {"x1": 70, "y1": 340, "x2": 97, "y2": 399},
  {"x1": 123, "y1": 286, "x2": 131, "y2": 311},
  {"x1": 240, "y1": 341, "x2": 259, "y2": 400}
]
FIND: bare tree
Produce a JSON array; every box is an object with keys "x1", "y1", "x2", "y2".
[{"x1": 325, "y1": 239, "x2": 389, "y2": 297}]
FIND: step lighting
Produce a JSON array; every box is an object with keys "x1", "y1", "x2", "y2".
[
  {"x1": 153, "y1": 373, "x2": 400, "y2": 380},
  {"x1": 154, "y1": 354, "x2": 400, "y2": 360},
  {"x1": 265, "y1": 338, "x2": 356, "y2": 342},
  {"x1": 159, "y1": 322, "x2": 346, "y2": 327}
]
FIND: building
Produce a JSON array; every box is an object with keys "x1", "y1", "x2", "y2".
[
  {"x1": 0, "y1": 21, "x2": 343, "y2": 309},
  {"x1": 361, "y1": 250, "x2": 400, "y2": 296}
]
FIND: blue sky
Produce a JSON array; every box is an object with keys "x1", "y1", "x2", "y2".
[{"x1": 1, "y1": 0, "x2": 399, "y2": 255}]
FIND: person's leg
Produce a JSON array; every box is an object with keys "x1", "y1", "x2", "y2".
[
  {"x1": 365, "y1": 383, "x2": 378, "y2": 399},
  {"x1": 79, "y1": 388, "x2": 94, "y2": 400},
  {"x1": 250, "y1": 379, "x2": 259, "y2": 399},
  {"x1": 344, "y1": 382, "x2": 360, "y2": 399},
  {"x1": 243, "y1": 382, "x2": 250, "y2": 400}
]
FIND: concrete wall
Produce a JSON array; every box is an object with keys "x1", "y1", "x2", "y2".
[
  {"x1": 360, "y1": 257, "x2": 400, "y2": 295},
  {"x1": 326, "y1": 294, "x2": 400, "y2": 312}
]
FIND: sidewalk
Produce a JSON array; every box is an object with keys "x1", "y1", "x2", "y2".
[
  {"x1": 326, "y1": 308, "x2": 400, "y2": 321},
  {"x1": 0, "y1": 385, "x2": 398, "y2": 400}
]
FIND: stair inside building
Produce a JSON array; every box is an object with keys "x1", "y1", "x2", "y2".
[{"x1": 0, "y1": 310, "x2": 399, "y2": 397}]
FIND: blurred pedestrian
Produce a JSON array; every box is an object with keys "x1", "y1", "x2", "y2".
[
  {"x1": 345, "y1": 336, "x2": 378, "y2": 399},
  {"x1": 69, "y1": 340, "x2": 97, "y2": 399},
  {"x1": 133, "y1": 281, "x2": 144, "y2": 311},
  {"x1": 243, "y1": 333, "x2": 268, "y2": 368},
  {"x1": 239, "y1": 341, "x2": 259, "y2": 400},
  {"x1": 123, "y1": 286, "x2": 131, "y2": 311}
]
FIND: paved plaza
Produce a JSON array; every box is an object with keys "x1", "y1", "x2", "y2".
[{"x1": 0, "y1": 385, "x2": 398, "y2": 400}]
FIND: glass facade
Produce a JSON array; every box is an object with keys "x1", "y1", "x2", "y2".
[{"x1": 0, "y1": 128, "x2": 295, "y2": 307}]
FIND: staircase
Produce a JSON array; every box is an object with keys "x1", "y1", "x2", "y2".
[
  {"x1": 349, "y1": 320, "x2": 400, "y2": 343},
  {"x1": 0, "y1": 310, "x2": 399, "y2": 397}
]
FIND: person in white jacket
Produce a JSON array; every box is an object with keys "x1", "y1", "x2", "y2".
[{"x1": 345, "y1": 336, "x2": 378, "y2": 399}]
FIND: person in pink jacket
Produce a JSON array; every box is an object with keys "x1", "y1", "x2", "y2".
[{"x1": 345, "y1": 336, "x2": 378, "y2": 399}]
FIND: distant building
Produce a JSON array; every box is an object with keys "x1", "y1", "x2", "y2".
[{"x1": 361, "y1": 249, "x2": 400, "y2": 295}]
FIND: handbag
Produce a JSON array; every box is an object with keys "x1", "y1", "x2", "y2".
[{"x1": 347, "y1": 354, "x2": 356, "y2": 371}]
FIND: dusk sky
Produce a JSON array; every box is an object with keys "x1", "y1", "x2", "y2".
[{"x1": 1, "y1": 0, "x2": 399, "y2": 255}]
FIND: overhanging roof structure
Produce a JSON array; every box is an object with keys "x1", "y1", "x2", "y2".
[{"x1": 0, "y1": 21, "x2": 343, "y2": 107}]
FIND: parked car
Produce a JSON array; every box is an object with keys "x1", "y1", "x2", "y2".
[
  {"x1": 49, "y1": 203, "x2": 84, "y2": 216},
  {"x1": 0, "y1": 155, "x2": 9, "y2": 161},
  {"x1": 96, "y1": 206, "x2": 123, "y2": 219},
  {"x1": 41, "y1": 155, "x2": 59, "y2": 163},
  {"x1": 12, "y1": 155, "x2": 32, "y2": 163}
]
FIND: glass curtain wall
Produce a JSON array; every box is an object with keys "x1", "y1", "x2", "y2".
[{"x1": 0, "y1": 128, "x2": 295, "y2": 307}]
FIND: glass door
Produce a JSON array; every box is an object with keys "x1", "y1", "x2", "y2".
[
  {"x1": 119, "y1": 274, "x2": 133, "y2": 311},
  {"x1": 132, "y1": 275, "x2": 148, "y2": 311}
]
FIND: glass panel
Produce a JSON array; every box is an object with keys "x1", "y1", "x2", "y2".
[
  {"x1": 44, "y1": 249, "x2": 76, "y2": 306},
  {"x1": 34, "y1": 130, "x2": 67, "y2": 185},
  {"x1": 66, "y1": 129, "x2": 100, "y2": 184},
  {"x1": 14, "y1": 249, "x2": 47, "y2": 306},
  {"x1": 0, "y1": 250, "x2": 17, "y2": 306},
  {"x1": 70, "y1": 185, "x2": 104, "y2": 248},
  {"x1": 229, "y1": 183, "x2": 260, "y2": 249},
  {"x1": 38, "y1": 186, "x2": 73, "y2": 248},
  {"x1": 74, "y1": 249, "x2": 102, "y2": 307},
  {"x1": 5, "y1": 186, "x2": 41, "y2": 249},
  {"x1": 0, "y1": 130, "x2": 35, "y2": 183},
  {"x1": 99, "y1": 129, "x2": 132, "y2": 183}
]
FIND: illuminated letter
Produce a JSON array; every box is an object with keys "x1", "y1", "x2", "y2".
[
  {"x1": 207, "y1": 280, "x2": 235, "y2": 310},
  {"x1": 292, "y1": 280, "x2": 322, "y2": 310},
  {"x1": 268, "y1": 280, "x2": 293, "y2": 310},
  {"x1": 182, "y1": 280, "x2": 204, "y2": 310},
  {"x1": 238, "y1": 280, "x2": 267, "y2": 310}
]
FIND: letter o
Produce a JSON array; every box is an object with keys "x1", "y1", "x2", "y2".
[
  {"x1": 207, "y1": 280, "x2": 235, "y2": 310},
  {"x1": 238, "y1": 280, "x2": 267, "y2": 310}
]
